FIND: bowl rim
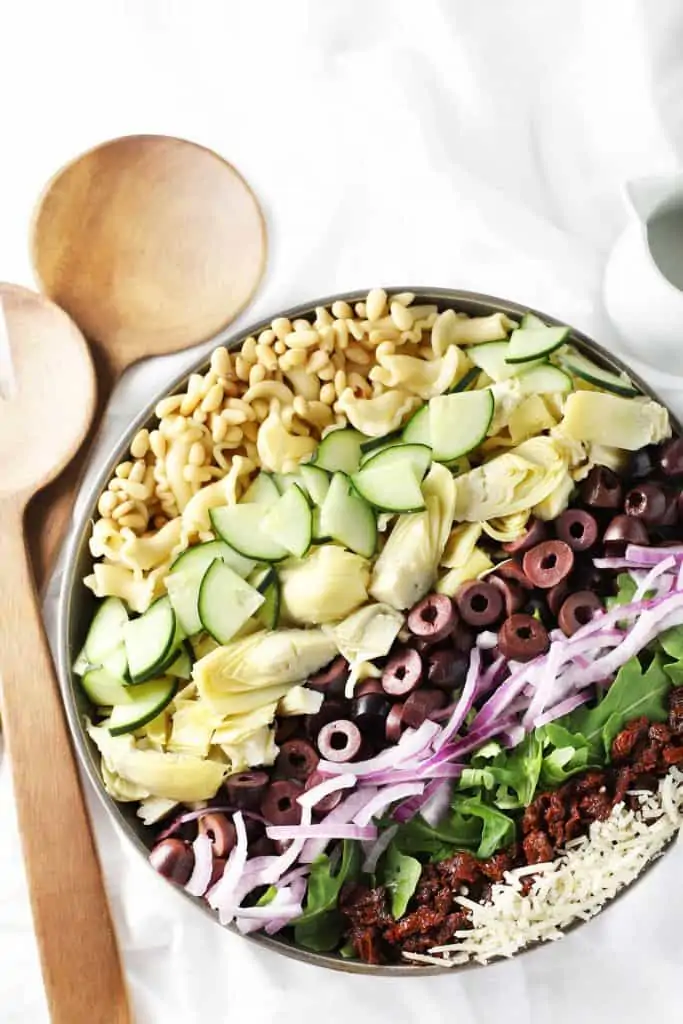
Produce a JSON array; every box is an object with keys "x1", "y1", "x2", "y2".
[{"x1": 56, "y1": 286, "x2": 681, "y2": 975}]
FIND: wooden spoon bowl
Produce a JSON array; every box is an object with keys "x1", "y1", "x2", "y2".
[
  {"x1": 28, "y1": 134, "x2": 267, "y2": 588},
  {"x1": 0, "y1": 283, "x2": 129, "y2": 1022}
]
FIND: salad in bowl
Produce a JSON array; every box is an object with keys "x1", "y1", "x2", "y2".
[{"x1": 68, "y1": 289, "x2": 683, "y2": 968}]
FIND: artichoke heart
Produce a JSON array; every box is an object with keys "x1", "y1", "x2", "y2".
[
  {"x1": 279, "y1": 546, "x2": 370, "y2": 625},
  {"x1": 561, "y1": 392, "x2": 671, "y2": 450},
  {"x1": 370, "y1": 463, "x2": 456, "y2": 610}
]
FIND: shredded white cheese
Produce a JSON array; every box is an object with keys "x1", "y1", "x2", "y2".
[{"x1": 403, "y1": 768, "x2": 683, "y2": 967}]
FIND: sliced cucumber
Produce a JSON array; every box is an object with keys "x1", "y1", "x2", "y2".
[
  {"x1": 359, "y1": 438, "x2": 404, "y2": 466},
  {"x1": 261, "y1": 484, "x2": 312, "y2": 558},
  {"x1": 299, "y1": 464, "x2": 330, "y2": 506},
  {"x1": 198, "y1": 559, "x2": 265, "y2": 645},
  {"x1": 81, "y1": 667, "x2": 130, "y2": 707},
  {"x1": 520, "y1": 312, "x2": 547, "y2": 331},
  {"x1": 170, "y1": 539, "x2": 255, "y2": 580},
  {"x1": 517, "y1": 363, "x2": 573, "y2": 395},
  {"x1": 402, "y1": 404, "x2": 431, "y2": 447},
  {"x1": 319, "y1": 473, "x2": 377, "y2": 558},
  {"x1": 429, "y1": 390, "x2": 495, "y2": 461},
  {"x1": 559, "y1": 350, "x2": 638, "y2": 397},
  {"x1": 166, "y1": 643, "x2": 193, "y2": 680},
  {"x1": 242, "y1": 472, "x2": 281, "y2": 507},
  {"x1": 352, "y1": 444, "x2": 431, "y2": 513},
  {"x1": 468, "y1": 340, "x2": 519, "y2": 382},
  {"x1": 166, "y1": 569, "x2": 205, "y2": 636},
  {"x1": 311, "y1": 506, "x2": 331, "y2": 543},
  {"x1": 73, "y1": 645, "x2": 91, "y2": 677},
  {"x1": 359, "y1": 428, "x2": 402, "y2": 455},
  {"x1": 124, "y1": 597, "x2": 177, "y2": 684},
  {"x1": 211, "y1": 506, "x2": 289, "y2": 562},
  {"x1": 84, "y1": 597, "x2": 129, "y2": 665},
  {"x1": 249, "y1": 567, "x2": 281, "y2": 630},
  {"x1": 108, "y1": 677, "x2": 178, "y2": 736},
  {"x1": 101, "y1": 643, "x2": 129, "y2": 681},
  {"x1": 449, "y1": 366, "x2": 481, "y2": 393},
  {"x1": 506, "y1": 325, "x2": 569, "y2": 364},
  {"x1": 314, "y1": 428, "x2": 363, "y2": 474},
  {"x1": 274, "y1": 472, "x2": 301, "y2": 493}
]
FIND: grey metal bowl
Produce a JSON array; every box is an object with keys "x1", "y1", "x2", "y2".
[{"x1": 56, "y1": 288, "x2": 681, "y2": 974}]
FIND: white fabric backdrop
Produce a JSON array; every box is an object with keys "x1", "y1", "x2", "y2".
[{"x1": 1, "y1": 1, "x2": 683, "y2": 1020}]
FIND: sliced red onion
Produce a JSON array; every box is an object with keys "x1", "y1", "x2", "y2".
[
  {"x1": 184, "y1": 833, "x2": 214, "y2": 898},
  {"x1": 593, "y1": 556, "x2": 656, "y2": 570},
  {"x1": 206, "y1": 811, "x2": 248, "y2": 926},
  {"x1": 625, "y1": 544, "x2": 683, "y2": 564},
  {"x1": 362, "y1": 825, "x2": 398, "y2": 873},
  {"x1": 278, "y1": 865, "x2": 311, "y2": 888},
  {"x1": 363, "y1": 761, "x2": 464, "y2": 785},
  {"x1": 318, "y1": 720, "x2": 440, "y2": 777},
  {"x1": 234, "y1": 886, "x2": 304, "y2": 935},
  {"x1": 419, "y1": 780, "x2": 452, "y2": 827},
  {"x1": 156, "y1": 805, "x2": 266, "y2": 842},
  {"x1": 532, "y1": 691, "x2": 592, "y2": 729},
  {"x1": 501, "y1": 724, "x2": 526, "y2": 748},
  {"x1": 477, "y1": 654, "x2": 506, "y2": 698},
  {"x1": 353, "y1": 782, "x2": 424, "y2": 826},
  {"x1": 264, "y1": 875, "x2": 309, "y2": 935},
  {"x1": 678, "y1": 561, "x2": 683, "y2": 592},
  {"x1": 299, "y1": 787, "x2": 379, "y2": 863},
  {"x1": 420, "y1": 718, "x2": 514, "y2": 771},
  {"x1": 633, "y1": 556, "x2": 676, "y2": 602},
  {"x1": 297, "y1": 773, "x2": 357, "y2": 809},
  {"x1": 432, "y1": 647, "x2": 481, "y2": 751},
  {"x1": 266, "y1": 823, "x2": 378, "y2": 841}
]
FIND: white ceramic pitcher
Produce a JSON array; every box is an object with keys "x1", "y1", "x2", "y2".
[{"x1": 604, "y1": 173, "x2": 683, "y2": 375}]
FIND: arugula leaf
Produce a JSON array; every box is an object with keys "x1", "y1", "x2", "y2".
[
  {"x1": 664, "y1": 660, "x2": 683, "y2": 685},
  {"x1": 256, "y1": 885, "x2": 277, "y2": 907},
  {"x1": 339, "y1": 941, "x2": 357, "y2": 959},
  {"x1": 606, "y1": 573, "x2": 637, "y2": 609},
  {"x1": 566, "y1": 654, "x2": 671, "y2": 761},
  {"x1": 659, "y1": 626, "x2": 683, "y2": 661},
  {"x1": 459, "y1": 733, "x2": 543, "y2": 810},
  {"x1": 293, "y1": 840, "x2": 360, "y2": 952},
  {"x1": 451, "y1": 795, "x2": 516, "y2": 858},
  {"x1": 394, "y1": 808, "x2": 482, "y2": 858},
  {"x1": 537, "y1": 722, "x2": 596, "y2": 784},
  {"x1": 382, "y1": 845, "x2": 422, "y2": 919}
]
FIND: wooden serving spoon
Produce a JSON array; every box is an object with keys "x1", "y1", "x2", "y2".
[
  {"x1": 0, "y1": 283, "x2": 130, "y2": 1023},
  {"x1": 28, "y1": 133, "x2": 267, "y2": 589}
]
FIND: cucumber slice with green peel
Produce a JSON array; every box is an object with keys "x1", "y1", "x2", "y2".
[
  {"x1": 402, "y1": 403, "x2": 431, "y2": 447},
  {"x1": 81, "y1": 667, "x2": 131, "y2": 707},
  {"x1": 311, "y1": 507, "x2": 331, "y2": 543},
  {"x1": 261, "y1": 484, "x2": 312, "y2": 558},
  {"x1": 73, "y1": 645, "x2": 91, "y2": 676},
  {"x1": 505, "y1": 325, "x2": 569, "y2": 364},
  {"x1": 429, "y1": 390, "x2": 495, "y2": 462},
  {"x1": 359, "y1": 438, "x2": 405, "y2": 466},
  {"x1": 124, "y1": 597, "x2": 177, "y2": 683},
  {"x1": 517, "y1": 363, "x2": 573, "y2": 395},
  {"x1": 299, "y1": 464, "x2": 330, "y2": 506},
  {"x1": 166, "y1": 569, "x2": 205, "y2": 636},
  {"x1": 467, "y1": 341, "x2": 520, "y2": 382},
  {"x1": 319, "y1": 473, "x2": 377, "y2": 558},
  {"x1": 274, "y1": 472, "x2": 302, "y2": 493},
  {"x1": 313, "y1": 428, "x2": 364, "y2": 474},
  {"x1": 520, "y1": 312, "x2": 547, "y2": 331},
  {"x1": 198, "y1": 559, "x2": 265, "y2": 645},
  {"x1": 166, "y1": 643, "x2": 193, "y2": 680},
  {"x1": 242, "y1": 472, "x2": 281, "y2": 507},
  {"x1": 169, "y1": 539, "x2": 256, "y2": 579},
  {"x1": 84, "y1": 597, "x2": 129, "y2": 665},
  {"x1": 352, "y1": 446, "x2": 429, "y2": 513},
  {"x1": 210, "y1": 506, "x2": 289, "y2": 562},
  {"x1": 448, "y1": 366, "x2": 481, "y2": 393},
  {"x1": 249, "y1": 567, "x2": 281, "y2": 630},
  {"x1": 100, "y1": 643, "x2": 129, "y2": 681},
  {"x1": 108, "y1": 677, "x2": 178, "y2": 736},
  {"x1": 359, "y1": 428, "x2": 402, "y2": 455},
  {"x1": 558, "y1": 350, "x2": 639, "y2": 397},
  {"x1": 358, "y1": 442, "x2": 432, "y2": 481}
]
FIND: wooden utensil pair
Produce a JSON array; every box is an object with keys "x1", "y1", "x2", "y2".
[{"x1": 0, "y1": 135, "x2": 267, "y2": 1023}]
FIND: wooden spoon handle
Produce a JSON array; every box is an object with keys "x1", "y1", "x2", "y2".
[{"x1": 0, "y1": 498, "x2": 131, "y2": 1024}]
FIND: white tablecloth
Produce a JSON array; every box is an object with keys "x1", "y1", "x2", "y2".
[{"x1": 2, "y1": 1, "x2": 683, "y2": 1020}]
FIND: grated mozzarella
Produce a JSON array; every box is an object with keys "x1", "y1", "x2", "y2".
[{"x1": 403, "y1": 768, "x2": 683, "y2": 968}]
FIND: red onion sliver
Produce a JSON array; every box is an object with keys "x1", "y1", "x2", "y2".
[
  {"x1": 299, "y1": 787, "x2": 378, "y2": 863},
  {"x1": 420, "y1": 779, "x2": 452, "y2": 827},
  {"x1": 532, "y1": 691, "x2": 592, "y2": 729},
  {"x1": 317, "y1": 720, "x2": 440, "y2": 777},
  {"x1": 184, "y1": 833, "x2": 214, "y2": 898},
  {"x1": 266, "y1": 823, "x2": 378, "y2": 841},
  {"x1": 206, "y1": 811, "x2": 248, "y2": 926},
  {"x1": 433, "y1": 647, "x2": 481, "y2": 751},
  {"x1": 353, "y1": 782, "x2": 424, "y2": 827},
  {"x1": 633, "y1": 556, "x2": 676, "y2": 602},
  {"x1": 362, "y1": 825, "x2": 398, "y2": 873},
  {"x1": 297, "y1": 772, "x2": 357, "y2": 809},
  {"x1": 625, "y1": 544, "x2": 683, "y2": 564}
]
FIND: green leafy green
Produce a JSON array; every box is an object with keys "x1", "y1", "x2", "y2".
[
  {"x1": 394, "y1": 808, "x2": 482, "y2": 859},
  {"x1": 293, "y1": 840, "x2": 360, "y2": 952},
  {"x1": 537, "y1": 723, "x2": 595, "y2": 785},
  {"x1": 606, "y1": 572, "x2": 637, "y2": 609},
  {"x1": 465, "y1": 734, "x2": 543, "y2": 809},
  {"x1": 565, "y1": 654, "x2": 671, "y2": 761},
  {"x1": 451, "y1": 795, "x2": 516, "y2": 858},
  {"x1": 339, "y1": 941, "x2": 357, "y2": 959},
  {"x1": 664, "y1": 660, "x2": 683, "y2": 685},
  {"x1": 256, "y1": 885, "x2": 277, "y2": 907},
  {"x1": 382, "y1": 845, "x2": 422, "y2": 919},
  {"x1": 659, "y1": 626, "x2": 683, "y2": 661}
]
